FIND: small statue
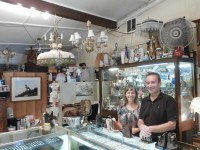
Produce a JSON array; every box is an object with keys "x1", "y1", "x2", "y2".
[
  {"x1": 147, "y1": 36, "x2": 161, "y2": 60},
  {"x1": 81, "y1": 99, "x2": 92, "y2": 124}
]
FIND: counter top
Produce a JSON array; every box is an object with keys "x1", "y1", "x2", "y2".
[
  {"x1": 68, "y1": 124, "x2": 199, "y2": 150},
  {"x1": 68, "y1": 125, "x2": 156, "y2": 150},
  {"x1": 0, "y1": 125, "x2": 198, "y2": 150}
]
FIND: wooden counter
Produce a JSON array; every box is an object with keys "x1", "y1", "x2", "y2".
[{"x1": 193, "y1": 135, "x2": 200, "y2": 149}]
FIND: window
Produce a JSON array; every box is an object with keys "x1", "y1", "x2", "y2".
[{"x1": 127, "y1": 18, "x2": 136, "y2": 33}]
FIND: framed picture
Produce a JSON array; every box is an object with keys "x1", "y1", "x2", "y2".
[
  {"x1": 11, "y1": 77, "x2": 41, "y2": 101},
  {"x1": 75, "y1": 82, "x2": 94, "y2": 96}
]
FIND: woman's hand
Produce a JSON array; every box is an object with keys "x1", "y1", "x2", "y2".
[{"x1": 138, "y1": 88, "x2": 143, "y2": 99}]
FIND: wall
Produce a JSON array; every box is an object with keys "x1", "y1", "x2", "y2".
[
  {"x1": 79, "y1": 0, "x2": 200, "y2": 67},
  {"x1": 2, "y1": 72, "x2": 47, "y2": 122}
]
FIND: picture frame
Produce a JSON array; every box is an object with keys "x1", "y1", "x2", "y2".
[
  {"x1": 11, "y1": 77, "x2": 41, "y2": 101},
  {"x1": 75, "y1": 82, "x2": 94, "y2": 96}
]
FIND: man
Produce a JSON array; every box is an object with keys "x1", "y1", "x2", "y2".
[{"x1": 138, "y1": 72, "x2": 177, "y2": 142}]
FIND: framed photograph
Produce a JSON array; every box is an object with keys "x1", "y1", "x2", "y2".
[{"x1": 11, "y1": 77, "x2": 41, "y2": 101}]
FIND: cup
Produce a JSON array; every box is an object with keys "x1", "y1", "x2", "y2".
[{"x1": 106, "y1": 118, "x2": 112, "y2": 130}]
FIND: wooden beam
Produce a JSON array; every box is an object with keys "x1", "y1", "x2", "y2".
[{"x1": 0, "y1": 0, "x2": 117, "y2": 29}]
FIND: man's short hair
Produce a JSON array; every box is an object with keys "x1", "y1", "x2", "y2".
[
  {"x1": 79, "y1": 63, "x2": 83, "y2": 67},
  {"x1": 82, "y1": 63, "x2": 86, "y2": 66},
  {"x1": 146, "y1": 72, "x2": 161, "y2": 82}
]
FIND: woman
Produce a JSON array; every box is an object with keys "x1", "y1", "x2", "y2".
[{"x1": 117, "y1": 85, "x2": 140, "y2": 137}]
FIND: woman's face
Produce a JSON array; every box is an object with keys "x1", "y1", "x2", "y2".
[{"x1": 125, "y1": 88, "x2": 136, "y2": 102}]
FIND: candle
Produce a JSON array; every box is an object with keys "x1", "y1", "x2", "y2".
[
  {"x1": 44, "y1": 34, "x2": 47, "y2": 40},
  {"x1": 50, "y1": 32, "x2": 53, "y2": 39}
]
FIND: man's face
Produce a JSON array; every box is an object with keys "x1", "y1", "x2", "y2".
[
  {"x1": 82, "y1": 65, "x2": 86, "y2": 69},
  {"x1": 145, "y1": 75, "x2": 161, "y2": 95}
]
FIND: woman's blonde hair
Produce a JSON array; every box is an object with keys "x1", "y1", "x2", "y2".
[{"x1": 123, "y1": 84, "x2": 138, "y2": 105}]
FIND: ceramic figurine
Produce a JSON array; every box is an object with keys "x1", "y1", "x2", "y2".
[
  {"x1": 143, "y1": 53, "x2": 149, "y2": 61},
  {"x1": 138, "y1": 47, "x2": 144, "y2": 62},
  {"x1": 124, "y1": 45, "x2": 129, "y2": 63}
]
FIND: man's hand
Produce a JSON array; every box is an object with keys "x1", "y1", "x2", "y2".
[{"x1": 139, "y1": 124, "x2": 151, "y2": 139}]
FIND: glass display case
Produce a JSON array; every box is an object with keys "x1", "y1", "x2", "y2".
[
  {"x1": 68, "y1": 124, "x2": 156, "y2": 150},
  {"x1": 0, "y1": 125, "x2": 198, "y2": 150},
  {"x1": 99, "y1": 58, "x2": 196, "y2": 141},
  {"x1": 0, "y1": 126, "x2": 109, "y2": 150}
]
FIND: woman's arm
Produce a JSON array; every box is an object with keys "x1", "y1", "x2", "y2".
[
  {"x1": 132, "y1": 127, "x2": 140, "y2": 134},
  {"x1": 117, "y1": 116, "x2": 122, "y2": 131}
]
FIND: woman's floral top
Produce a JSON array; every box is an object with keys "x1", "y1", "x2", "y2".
[{"x1": 117, "y1": 104, "x2": 140, "y2": 129}]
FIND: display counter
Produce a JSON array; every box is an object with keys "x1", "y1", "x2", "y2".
[
  {"x1": 0, "y1": 126, "x2": 69, "y2": 150},
  {"x1": 0, "y1": 126, "x2": 109, "y2": 150},
  {"x1": 68, "y1": 124, "x2": 199, "y2": 150},
  {"x1": 68, "y1": 124, "x2": 155, "y2": 149},
  {"x1": 0, "y1": 125, "x2": 198, "y2": 150}
]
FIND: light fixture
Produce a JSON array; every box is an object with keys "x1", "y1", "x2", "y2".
[
  {"x1": 96, "y1": 31, "x2": 108, "y2": 49},
  {"x1": 82, "y1": 20, "x2": 96, "y2": 53},
  {"x1": 136, "y1": 18, "x2": 163, "y2": 33},
  {"x1": 0, "y1": 2, "x2": 50, "y2": 20},
  {"x1": 69, "y1": 20, "x2": 108, "y2": 52},
  {"x1": 0, "y1": 48, "x2": 16, "y2": 69},
  {"x1": 108, "y1": 67, "x2": 119, "y2": 71},
  {"x1": 37, "y1": 16, "x2": 76, "y2": 67},
  {"x1": 69, "y1": 32, "x2": 82, "y2": 48},
  {"x1": 82, "y1": 20, "x2": 108, "y2": 53}
]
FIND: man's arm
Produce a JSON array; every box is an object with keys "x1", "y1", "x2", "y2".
[{"x1": 149, "y1": 121, "x2": 176, "y2": 133}]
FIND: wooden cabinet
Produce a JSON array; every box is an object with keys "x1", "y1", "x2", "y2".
[
  {"x1": 0, "y1": 100, "x2": 6, "y2": 132},
  {"x1": 193, "y1": 137, "x2": 200, "y2": 148},
  {"x1": 193, "y1": 19, "x2": 200, "y2": 46},
  {"x1": 193, "y1": 19, "x2": 200, "y2": 67}
]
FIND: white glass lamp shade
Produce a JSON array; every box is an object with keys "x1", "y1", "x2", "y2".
[
  {"x1": 100, "y1": 31, "x2": 106, "y2": 39},
  {"x1": 69, "y1": 34, "x2": 75, "y2": 42},
  {"x1": 88, "y1": 30, "x2": 95, "y2": 37},
  {"x1": 74, "y1": 32, "x2": 81, "y2": 40},
  {"x1": 37, "y1": 49, "x2": 76, "y2": 66}
]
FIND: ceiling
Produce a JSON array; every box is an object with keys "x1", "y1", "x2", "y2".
[{"x1": 0, "y1": 0, "x2": 162, "y2": 55}]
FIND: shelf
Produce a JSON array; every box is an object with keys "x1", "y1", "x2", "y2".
[{"x1": 99, "y1": 58, "x2": 196, "y2": 141}]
